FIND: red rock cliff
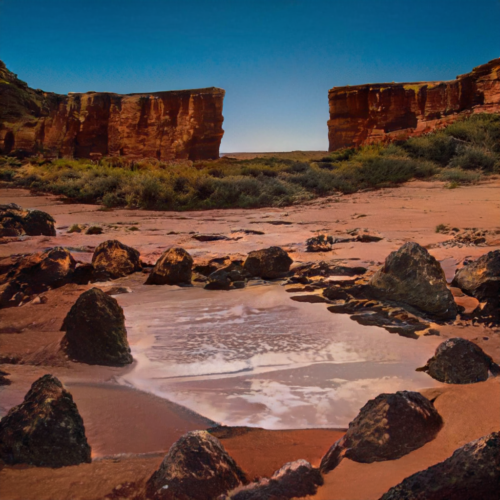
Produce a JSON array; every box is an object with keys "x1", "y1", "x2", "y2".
[
  {"x1": 328, "y1": 58, "x2": 500, "y2": 151},
  {"x1": 0, "y1": 61, "x2": 225, "y2": 160}
]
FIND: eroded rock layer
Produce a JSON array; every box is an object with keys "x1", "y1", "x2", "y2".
[
  {"x1": 328, "y1": 58, "x2": 500, "y2": 151},
  {"x1": 0, "y1": 61, "x2": 225, "y2": 160}
]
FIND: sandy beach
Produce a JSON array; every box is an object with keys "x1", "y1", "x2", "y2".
[{"x1": 1, "y1": 178, "x2": 499, "y2": 500}]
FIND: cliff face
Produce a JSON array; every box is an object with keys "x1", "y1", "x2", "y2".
[
  {"x1": 328, "y1": 58, "x2": 500, "y2": 151},
  {"x1": 0, "y1": 61, "x2": 225, "y2": 160}
]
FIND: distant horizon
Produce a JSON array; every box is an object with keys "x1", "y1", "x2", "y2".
[{"x1": 1, "y1": 0, "x2": 499, "y2": 152}]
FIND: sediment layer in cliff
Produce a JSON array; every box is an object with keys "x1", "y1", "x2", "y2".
[
  {"x1": 328, "y1": 58, "x2": 500, "y2": 151},
  {"x1": 0, "y1": 61, "x2": 225, "y2": 160}
]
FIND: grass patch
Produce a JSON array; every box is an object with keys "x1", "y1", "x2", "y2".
[{"x1": 1, "y1": 113, "x2": 499, "y2": 211}]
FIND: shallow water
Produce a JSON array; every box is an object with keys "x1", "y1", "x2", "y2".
[{"x1": 116, "y1": 280, "x2": 441, "y2": 429}]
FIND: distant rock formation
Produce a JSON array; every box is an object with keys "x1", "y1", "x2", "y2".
[
  {"x1": 0, "y1": 60, "x2": 225, "y2": 160},
  {"x1": 328, "y1": 58, "x2": 500, "y2": 151}
]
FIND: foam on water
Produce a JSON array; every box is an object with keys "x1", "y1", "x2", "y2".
[{"x1": 116, "y1": 281, "x2": 441, "y2": 428}]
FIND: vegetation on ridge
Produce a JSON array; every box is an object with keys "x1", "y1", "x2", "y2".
[{"x1": 0, "y1": 114, "x2": 499, "y2": 211}]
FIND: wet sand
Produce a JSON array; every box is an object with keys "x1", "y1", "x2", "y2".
[{"x1": 1, "y1": 179, "x2": 500, "y2": 500}]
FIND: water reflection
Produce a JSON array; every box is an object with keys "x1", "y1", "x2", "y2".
[{"x1": 117, "y1": 282, "x2": 441, "y2": 428}]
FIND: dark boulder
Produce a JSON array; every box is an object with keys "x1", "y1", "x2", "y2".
[
  {"x1": 0, "y1": 203, "x2": 56, "y2": 237},
  {"x1": 0, "y1": 247, "x2": 76, "y2": 307},
  {"x1": 0, "y1": 374, "x2": 91, "y2": 467},
  {"x1": 146, "y1": 248, "x2": 193, "y2": 285},
  {"x1": 61, "y1": 288, "x2": 133, "y2": 366},
  {"x1": 368, "y1": 242, "x2": 457, "y2": 320},
  {"x1": 92, "y1": 239, "x2": 142, "y2": 280},
  {"x1": 306, "y1": 234, "x2": 333, "y2": 252},
  {"x1": 146, "y1": 430, "x2": 247, "y2": 500},
  {"x1": 72, "y1": 263, "x2": 96, "y2": 285},
  {"x1": 229, "y1": 459, "x2": 323, "y2": 500},
  {"x1": 379, "y1": 432, "x2": 500, "y2": 500},
  {"x1": 321, "y1": 391, "x2": 442, "y2": 473},
  {"x1": 417, "y1": 338, "x2": 500, "y2": 384},
  {"x1": 452, "y1": 250, "x2": 500, "y2": 320},
  {"x1": 243, "y1": 247, "x2": 293, "y2": 279},
  {"x1": 205, "y1": 263, "x2": 251, "y2": 290}
]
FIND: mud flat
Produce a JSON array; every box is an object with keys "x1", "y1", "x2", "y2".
[{"x1": 1, "y1": 178, "x2": 500, "y2": 500}]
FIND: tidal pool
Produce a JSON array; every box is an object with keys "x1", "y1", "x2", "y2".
[{"x1": 116, "y1": 280, "x2": 441, "y2": 429}]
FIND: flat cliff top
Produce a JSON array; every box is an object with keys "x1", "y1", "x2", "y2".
[
  {"x1": 329, "y1": 56, "x2": 500, "y2": 94},
  {"x1": 66, "y1": 87, "x2": 226, "y2": 97}
]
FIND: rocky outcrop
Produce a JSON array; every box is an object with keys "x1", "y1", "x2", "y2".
[
  {"x1": 0, "y1": 247, "x2": 75, "y2": 307},
  {"x1": 368, "y1": 242, "x2": 457, "y2": 320},
  {"x1": 0, "y1": 374, "x2": 91, "y2": 467},
  {"x1": 205, "y1": 262, "x2": 250, "y2": 290},
  {"x1": 379, "y1": 432, "x2": 500, "y2": 500},
  {"x1": 228, "y1": 460, "x2": 323, "y2": 500},
  {"x1": 418, "y1": 338, "x2": 500, "y2": 384},
  {"x1": 243, "y1": 247, "x2": 293, "y2": 279},
  {"x1": 61, "y1": 288, "x2": 133, "y2": 366},
  {"x1": 92, "y1": 239, "x2": 142, "y2": 280},
  {"x1": 452, "y1": 250, "x2": 500, "y2": 321},
  {"x1": 146, "y1": 430, "x2": 247, "y2": 500},
  {"x1": 0, "y1": 203, "x2": 56, "y2": 236},
  {"x1": 146, "y1": 248, "x2": 193, "y2": 286},
  {"x1": 328, "y1": 58, "x2": 500, "y2": 151},
  {"x1": 0, "y1": 60, "x2": 225, "y2": 160},
  {"x1": 320, "y1": 391, "x2": 442, "y2": 473}
]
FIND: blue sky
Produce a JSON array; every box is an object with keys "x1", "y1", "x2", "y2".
[{"x1": 1, "y1": 0, "x2": 499, "y2": 152}]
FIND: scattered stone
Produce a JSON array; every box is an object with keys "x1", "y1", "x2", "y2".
[
  {"x1": 85, "y1": 225, "x2": 103, "y2": 235},
  {"x1": 228, "y1": 459, "x2": 323, "y2": 500},
  {"x1": 92, "y1": 240, "x2": 142, "y2": 279},
  {"x1": 0, "y1": 247, "x2": 76, "y2": 307},
  {"x1": 146, "y1": 430, "x2": 247, "y2": 500},
  {"x1": 417, "y1": 338, "x2": 500, "y2": 384},
  {"x1": 0, "y1": 203, "x2": 56, "y2": 237},
  {"x1": 290, "y1": 295, "x2": 328, "y2": 303},
  {"x1": 205, "y1": 263, "x2": 250, "y2": 290},
  {"x1": 243, "y1": 247, "x2": 293, "y2": 279},
  {"x1": 379, "y1": 432, "x2": 500, "y2": 500},
  {"x1": 320, "y1": 391, "x2": 442, "y2": 473},
  {"x1": 356, "y1": 233, "x2": 383, "y2": 243},
  {"x1": 192, "y1": 234, "x2": 229, "y2": 241},
  {"x1": 99, "y1": 286, "x2": 132, "y2": 296},
  {"x1": 72, "y1": 263, "x2": 95, "y2": 285},
  {"x1": 294, "y1": 262, "x2": 367, "y2": 278},
  {"x1": 368, "y1": 242, "x2": 457, "y2": 320},
  {"x1": 306, "y1": 234, "x2": 334, "y2": 252},
  {"x1": 0, "y1": 369, "x2": 11, "y2": 385},
  {"x1": 231, "y1": 229, "x2": 265, "y2": 235},
  {"x1": 61, "y1": 288, "x2": 133, "y2": 366},
  {"x1": 146, "y1": 248, "x2": 193, "y2": 286},
  {"x1": 452, "y1": 250, "x2": 500, "y2": 321},
  {"x1": 67, "y1": 224, "x2": 85, "y2": 233},
  {"x1": 0, "y1": 374, "x2": 91, "y2": 467}
]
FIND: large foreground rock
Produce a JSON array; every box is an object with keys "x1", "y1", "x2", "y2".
[
  {"x1": 452, "y1": 250, "x2": 500, "y2": 320},
  {"x1": 0, "y1": 203, "x2": 56, "y2": 237},
  {"x1": 368, "y1": 242, "x2": 457, "y2": 320},
  {"x1": 0, "y1": 247, "x2": 76, "y2": 307},
  {"x1": 146, "y1": 248, "x2": 193, "y2": 285},
  {"x1": 0, "y1": 375, "x2": 91, "y2": 467},
  {"x1": 229, "y1": 460, "x2": 323, "y2": 500},
  {"x1": 61, "y1": 288, "x2": 133, "y2": 366},
  {"x1": 92, "y1": 239, "x2": 142, "y2": 279},
  {"x1": 379, "y1": 432, "x2": 500, "y2": 500},
  {"x1": 320, "y1": 391, "x2": 442, "y2": 473},
  {"x1": 146, "y1": 430, "x2": 247, "y2": 500},
  {"x1": 243, "y1": 247, "x2": 293, "y2": 279},
  {"x1": 418, "y1": 338, "x2": 500, "y2": 384}
]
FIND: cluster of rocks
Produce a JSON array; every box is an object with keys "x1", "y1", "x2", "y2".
[
  {"x1": 438, "y1": 226, "x2": 500, "y2": 248},
  {"x1": 306, "y1": 230, "x2": 383, "y2": 252},
  {"x1": 0, "y1": 203, "x2": 56, "y2": 237}
]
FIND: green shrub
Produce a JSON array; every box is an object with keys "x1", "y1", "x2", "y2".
[{"x1": 449, "y1": 146, "x2": 498, "y2": 172}]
